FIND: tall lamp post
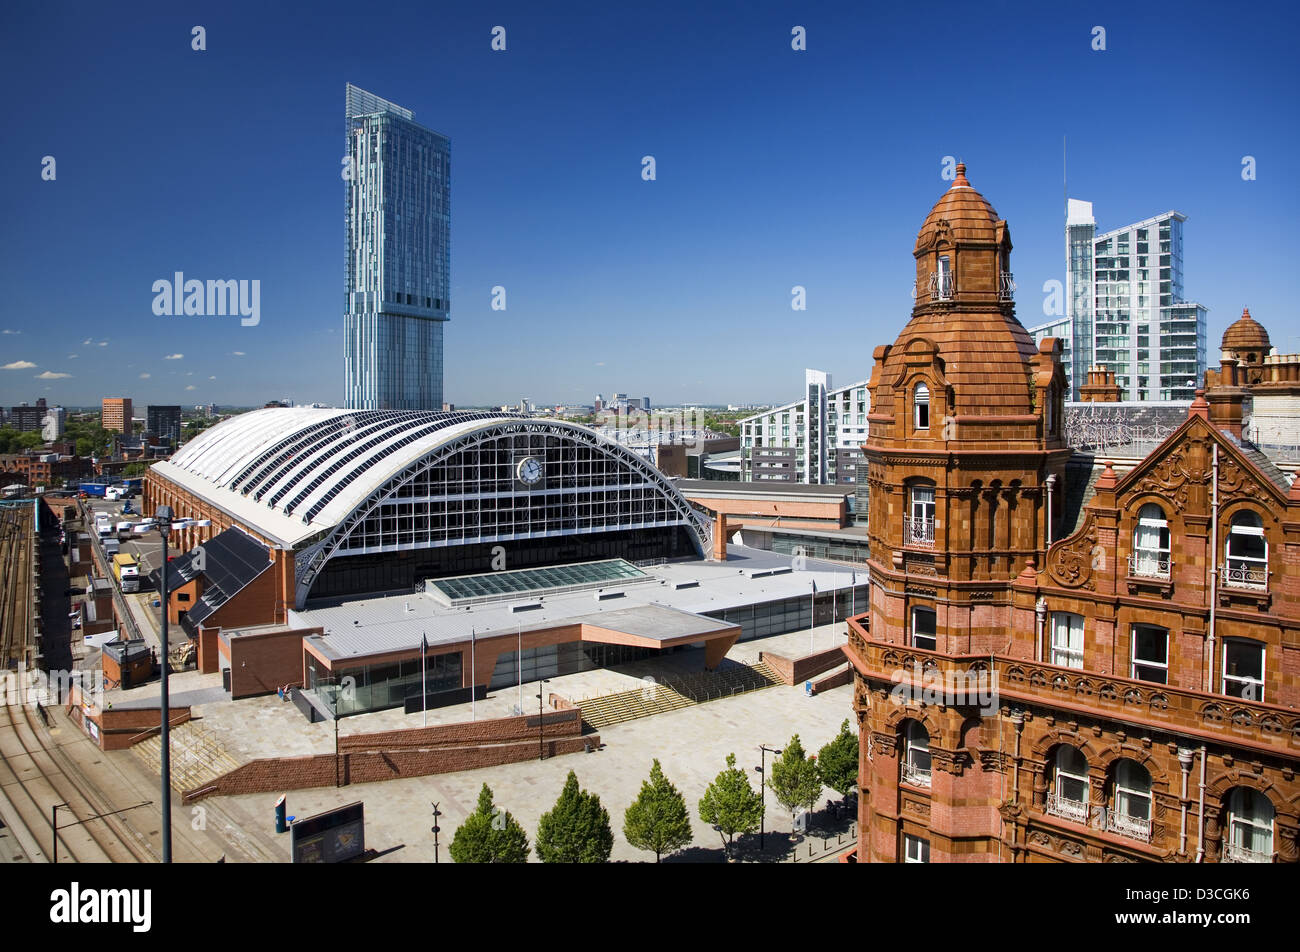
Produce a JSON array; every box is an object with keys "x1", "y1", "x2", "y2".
[
  {"x1": 536, "y1": 678, "x2": 551, "y2": 761},
  {"x1": 133, "y1": 505, "x2": 210, "y2": 864},
  {"x1": 431, "y1": 802, "x2": 442, "y2": 863},
  {"x1": 754, "y1": 744, "x2": 782, "y2": 852}
]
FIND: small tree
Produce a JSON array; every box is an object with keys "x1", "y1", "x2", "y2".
[
  {"x1": 768, "y1": 734, "x2": 822, "y2": 834},
  {"x1": 536, "y1": 770, "x2": 613, "y2": 863},
  {"x1": 817, "y1": 720, "x2": 859, "y2": 798},
  {"x1": 448, "y1": 783, "x2": 530, "y2": 863},
  {"x1": 623, "y1": 759, "x2": 693, "y2": 862},
  {"x1": 698, "y1": 753, "x2": 763, "y2": 855}
]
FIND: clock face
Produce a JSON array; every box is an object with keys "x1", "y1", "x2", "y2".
[{"x1": 516, "y1": 456, "x2": 543, "y2": 485}]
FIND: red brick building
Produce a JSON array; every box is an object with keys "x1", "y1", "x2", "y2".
[{"x1": 844, "y1": 165, "x2": 1299, "y2": 863}]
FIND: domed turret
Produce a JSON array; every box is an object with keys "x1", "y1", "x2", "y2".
[
  {"x1": 873, "y1": 163, "x2": 1041, "y2": 426},
  {"x1": 1221, "y1": 307, "x2": 1270, "y2": 361}
]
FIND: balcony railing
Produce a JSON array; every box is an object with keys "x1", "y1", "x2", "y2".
[
  {"x1": 847, "y1": 638, "x2": 1300, "y2": 759},
  {"x1": 1045, "y1": 792, "x2": 1089, "y2": 824},
  {"x1": 929, "y1": 271, "x2": 955, "y2": 301},
  {"x1": 1221, "y1": 840, "x2": 1272, "y2": 864},
  {"x1": 1128, "y1": 552, "x2": 1171, "y2": 580},
  {"x1": 901, "y1": 761, "x2": 932, "y2": 788},
  {"x1": 904, "y1": 516, "x2": 935, "y2": 548},
  {"x1": 1220, "y1": 562, "x2": 1268, "y2": 591},
  {"x1": 999, "y1": 271, "x2": 1016, "y2": 301},
  {"x1": 1105, "y1": 809, "x2": 1152, "y2": 842}
]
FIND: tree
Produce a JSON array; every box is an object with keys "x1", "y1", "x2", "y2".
[
  {"x1": 698, "y1": 753, "x2": 763, "y2": 855},
  {"x1": 623, "y1": 759, "x2": 693, "y2": 862},
  {"x1": 768, "y1": 734, "x2": 822, "y2": 833},
  {"x1": 817, "y1": 720, "x2": 859, "y2": 797},
  {"x1": 448, "y1": 783, "x2": 530, "y2": 863},
  {"x1": 535, "y1": 770, "x2": 613, "y2": 863}
]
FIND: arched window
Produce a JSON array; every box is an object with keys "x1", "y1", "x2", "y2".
[
  {"x1": 1131, "y1": 503, "x2": 1171, "y2": 579},
  {"x1": 901, "y1": 721, "x2": 931, "y2": 788},
  {"x1": 1047, "y1": 746, "x2": 1090, "y2": 823},
  {"x1": 1224, "y1": 510, "x2": 1267, "y2": 590},
  {"x1": 1224, "y1": 788, "x2": 1274, "y2": 863},
  {"x1": 1108, "y1": 760, "x2": 1152, "y2": 840},
  {"x1": 934, "y1": 255, "x2": 953, "y2": 300},
  {"x1": 914, "y1": 383, "x2": 930, "y2": 430},
  {"x1": 907, "y1": 483, "x2": 935, "y2": 546}
]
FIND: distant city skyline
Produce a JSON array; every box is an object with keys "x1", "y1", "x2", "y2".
[{"x1": 2, "y1": 2, "x2": 1297, "y2": 409}]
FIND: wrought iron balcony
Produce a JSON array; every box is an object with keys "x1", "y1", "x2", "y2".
[
  {"x1": 929, "y1": 270, "x2": 955, "y2": 301},
  {"x1": 1105, "y1": 809, "x2": 1152, "y2": 842},
  {"x1": 1128, "y1": 552, "x2": 1171, "y2": 580},
  {"x1": 1221, "y1": 840, "x2": 1272, "y2": 863},
  {"x1": 1045, "y1": 792, "x2": 1090, "y2": 824},
  {"x1": 999, "y1": 271, "x2": 1016, "y2": 301},
  {"x1": 901, "y1": 761, "x2": 932, "y2": 788},
  {"x1": 904, "y1": 516, "x2": 935, "y2": 547},
  {"x1": 1221, "y1": 562, "x2": 1268, "y2": 591}
]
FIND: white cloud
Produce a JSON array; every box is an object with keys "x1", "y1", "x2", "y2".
[
  {"x1": 67, "y1": 354, "x2": 78, "y2": 359},
  {"x1": 2, "y1": 360, "x2": 36, "y2": 370},
  {"x1": 163, "y1": 353, "x2": 183, "y2": 360},
  {"x1": 97, "y1": 340, "x2": 108, "y2": 347},
  {"x1": 185, "y1": 371, "x2": 193, "y2": 376},
  {"x1": 209, "y1": 375, "x2": 216, "y2": 380},
  {"x1": 35, "y1": 371, "x2": 71, "y2": 379},
  {"x1": 1, "y1": 329, "x2": 20, "y2": 335},
  {"x1": 185, "y1": 385, "x2": 197, "y2": 391},
  {"x1": 82, "y1": 338, "x2": 92, "y2": 346},
  {"x1": 139, "y1": 372, "x2": 151, "y2": 379},
  {"x1": 230, "y1": 351, "x2": 246, "y2": 357}
]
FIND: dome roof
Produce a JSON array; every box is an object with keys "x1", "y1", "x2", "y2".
[
  {"x1": 883, "y1": 310, "x2": 1039, "y2": 417},
  {"x1": 1221, "y1": 307, "x2": 1270, "y2": 355},
  {"x1": 914, "y1": 163, "x2": 1001, "y2": 253}
]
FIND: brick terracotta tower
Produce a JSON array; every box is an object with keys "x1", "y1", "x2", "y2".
[{"x1": 848, "y1": 164, "x2": 1071, "y2": 862}]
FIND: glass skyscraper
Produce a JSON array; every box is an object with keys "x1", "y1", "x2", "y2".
[
  {"x1": 1032, "y1": 202, "x2": 1207, "y2": 401},
  {"x1": 344, "y1": 84, "x2": 450, "y2": 410}
]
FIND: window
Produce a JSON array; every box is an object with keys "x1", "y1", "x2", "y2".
[
  {"x1": 911, "y1": 607, "x2": 936, "y2": 651},
  {"x1": 1131, "y1": 503, "x2": 1171, "y2": 578},
  {"x1": 902, "y1": 721, "x2": 931, "y2": 787},
  {"x1": 914, "y1": 383, "x2": 930, "y2": 430},
  {"x1": 907, "y1": 484, "x2": 935, "y2": 546},
  {"x1": 1224, "y1": 788, "x2": 1274, "y2": 863},
  {"x1": 935, "y1": 254, "x2": 953, "y2": 300},
  {"x1": 1224, "y1": 510, "x2": 1267, "y2": 589},
  {"x1": 1048, "y1": 746, "x2": 1090, "y2": 823},
  {"x1": 1109, "y1": 760, "x2": 1152, "y2": 840},
  {"x1": 1131, "y1": 624, "x2": 1168, "y2": 684},
  {"x1": 1044, "y1": 385, "x2": 1055, "y2": 433},
  {"x1": 1223, "y1": 640, "x2": 1264, "y2": 702},
  {"x1": 903, "y1": 834, "x2": 930, "y2": 863},
  {"x1": 1050, "y1": 612, "x2": 1084, "y2": 668}
]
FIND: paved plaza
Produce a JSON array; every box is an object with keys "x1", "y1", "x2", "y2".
[{"x1": 152, "y1": 623, "x2": 860, "y2": 862}]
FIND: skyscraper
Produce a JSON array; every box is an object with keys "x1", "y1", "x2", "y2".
[
  {"x1": 344, "y1": 84, "x2": 451, "y2": 410},
  {"x1": 1032, "y1": 202, "x2": 1207, "y2": 401}
]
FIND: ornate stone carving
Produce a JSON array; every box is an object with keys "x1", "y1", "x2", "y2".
[
  {"x1": 903, "y1": 798, "x2": 931, "y2": 819},
  {"x1": 1047, "y1": 510, "x2": 1098, "y2": 590}
]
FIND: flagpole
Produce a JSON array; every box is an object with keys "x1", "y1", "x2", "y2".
[
  {"x1": 421, "y1": 632, "x2": 428, "y2": 728},
  {"x1": 517, "y1": 623, "x2": 522, "y2": 715},
  {"x1": 471, "y1": 627, "x2": 476, "y2": 721}
]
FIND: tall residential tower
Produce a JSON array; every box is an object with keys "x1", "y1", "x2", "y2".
[
  {"x1": 344, "y1": 84, "x2": 451, "y2": 410},
  {"x1": 1032, "y1": 203, "x2": 1207, "y2": 402}
]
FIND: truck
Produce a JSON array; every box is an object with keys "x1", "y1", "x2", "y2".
[
  {"x1": 116, "y1": 521, "x2": 135, "y2": 540},
  {"x1": 112, "y1": 553, "x2": 141, "y2": 593},
  {"x1": 103, "y1": 538, "x2": 120, "y2": 557},
  {"x1": 95, "y1": 514, "x2": 113, "y2": 540},
  {"x1": 78, "y1": 482, "x2": 110, "y2": 498}
]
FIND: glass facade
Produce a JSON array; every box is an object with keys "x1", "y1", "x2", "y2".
[
  {"x1": 704, "y1": 584, "x2": 870, "y2": 640},
  {"x1": 345, "y1": 84, "x2": 451, "y2": 410},
  {"x1": 308, "y1": 650, "x2": 462, "y2": 717}
]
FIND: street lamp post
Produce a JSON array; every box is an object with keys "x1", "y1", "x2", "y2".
[
  {"x1": 536, "y1": 678, "x2": 550, "y2": 761},
  {"x1": 754, "y1": 744, "x2": 782, "y2": 852},
  {"x1": 431, "y1": 802, "x2": 442, "y2": 863},
  {"x1": 132, "y1": 505, "x2": 209, "y2": 864}
]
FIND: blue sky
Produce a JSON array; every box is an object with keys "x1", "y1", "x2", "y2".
[{"x1": 1, "y1": 0, "x2": 1297, "y2": 409}]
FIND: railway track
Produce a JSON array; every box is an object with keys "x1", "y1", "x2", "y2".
[
  {"x1": 0, "y1": 501, "x2": 154, "y2": 863},
  {"x1": 0, "y1": 692, "x2": 155, "y2": 863}
]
